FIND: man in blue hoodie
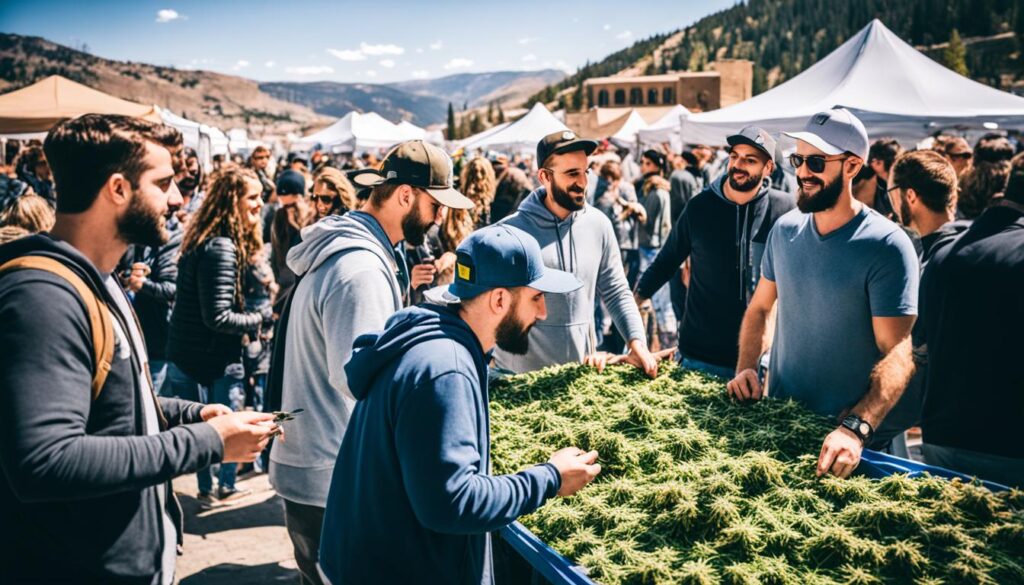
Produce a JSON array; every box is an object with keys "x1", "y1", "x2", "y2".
[
  {"x1": 270, "y1": 141, "x2": 474, "y2": 584},
  {"x1": 318, "y1": 224, "x2": 602, "y2": 585},
  {"x1": 496, "y1": 130, "x2": 658, "y2": 377}
]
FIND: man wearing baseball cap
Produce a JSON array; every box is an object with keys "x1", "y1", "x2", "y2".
[
  {"x1": 728, "y1": 108, "x2": 919, "y2": 480},
  {"x1": 318, "y1": 224, "x2": 600, "y2": 584},
  {"x1": 270, "y1": 140, "x2": 473, "y2": 584},
  {"x1": 496, "y1": 130, "x2": 659, "y2": 378},
  {"x1": 635, "y1": 126, "x2": 793, "y2": 378}
]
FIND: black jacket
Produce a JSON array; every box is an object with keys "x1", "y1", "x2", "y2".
[
  {"x1": 127, "y1": 228, "x2": 182, "y2": 362},
  {"x1": 636, "y1": 177, "x2": 793, "y2": 368},
  {"x1": 0, "y1": 234, "x2": 223, "y2": 584},
  {"x1": 167, "y1": 236, "x2": 266, "y2": 385}
]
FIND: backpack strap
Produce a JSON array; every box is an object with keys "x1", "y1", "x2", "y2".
[{"x1": 0, "y1": 255, "x2": 114, "y2": 400}]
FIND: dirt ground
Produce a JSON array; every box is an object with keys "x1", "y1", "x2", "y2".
[{"x1": 173, "y1": 472, "x2": 298, "y2": 585}]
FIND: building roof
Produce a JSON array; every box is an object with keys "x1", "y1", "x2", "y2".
[{"x1": 584, "y1": 71, "x2": 721, "y2": 86}]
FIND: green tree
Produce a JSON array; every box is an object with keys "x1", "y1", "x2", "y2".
[
  {"x1": 943, "y1": 29, "x2": 969, "y2": 76},
  {"x1": 446, "y1": 102, "x2": 457, "y2": 139}
]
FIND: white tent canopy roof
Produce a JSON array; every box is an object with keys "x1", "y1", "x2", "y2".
[
  {"x1": 611, "y1": 110, "x2": 649, "y2": 141},
  {"x1": 682, "y1": 19, "x2": 1024, "y2": 145},
  {"x1": 638, "y1": 104, "x2": 690, "y2": 150},
  {"x1": 293, "y1": 111, "x2": 412, "y2": 152},
  {"x1": 460, "y1": 103, "x2": 568, "y2": 153}
]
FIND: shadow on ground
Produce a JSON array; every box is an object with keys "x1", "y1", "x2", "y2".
[
  {"x1": 180, "y1": 561, "x2": 297, "y2": 584},
  {"x1": 178, "y1": 490, "x2": 286, "y2": 538}
]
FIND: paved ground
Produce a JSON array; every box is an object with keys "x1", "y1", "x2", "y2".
[{"x1": 174, "y1": 472, "x2": 298, "y2": 585}]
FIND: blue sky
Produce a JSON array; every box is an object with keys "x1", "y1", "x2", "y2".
[{"x1": 1, "y1": 0, "x2": 736, "y2": 83}]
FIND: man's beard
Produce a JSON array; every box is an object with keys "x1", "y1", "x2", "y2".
[
  {"x1": 550, "y1": 179, "x2": 586, "y2": 212},
  {"x1": 797, "y1": 173, "x2": 844, "y2": 213},
  {"x1": 495, "y1": 301, "x2": 534, "y2": 355},
  {"x1": 727, "y1": 167, "x2": 763, "y2": 192},
  {"x1": 118, "y1": 191, "x2": 167, "y2": 247},
  {"x1": 401, "y1": 205, "x2": 432, "y2": 246}
]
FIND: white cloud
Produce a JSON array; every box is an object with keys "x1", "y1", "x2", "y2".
[
  {"x1": 603, "y1": 24, "x2": 611, "y2": 31},
  {"x1": 286, "y1": 65, "x2": 334, "y2": 75},
  {"x1": 411, "y1": 70, "x2": 430, "y2": 79},
  {"x1": 542, "y1": 60, "x2": 574, "y2": 74},
  {"x1": 327, "y1": 48, "x2": 366, "y2": 61},
  {"x1": 360, "y1": 42, "x2": 404, "y2": 56},
  {"x1": 264, "y1": 61, "x2": 276, "y2": 68},
  {"x1": 364, "y1": 70, "x2": 378, "y2": 78},
  {"x1": 429, "y1": 40, "x2": 443, "y2": 51},
  {"x1": 443, "y1": 57, "x2": 473, "y2": 70},
  {"x1": 232, "y1": 59, "x2": 250, "y2": 71},
  {"x1": 416, "y1": 47, "x2": 424, "y2": 54},
  {"x1": 379, "y1": 59, "x2": 396, "y2": 68},
  {"x1": 616, "y1": 30, "x2": 633, "y2": 40},
  {"x1": 156, "y1": 9, "x2": 184, "y2": 23},
  {"x1": 522, "y1": 54, "x2": 537, "y2": 62},
  {"x1": 518, "y1": 37, "x2": 540, "y2": 45}
]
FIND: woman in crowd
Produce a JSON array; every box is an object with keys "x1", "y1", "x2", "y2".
[
  {"x1": 166, "y1": 167, "x2": 272, "y2": 504},
  {"x1": 0, "y1": 192, "x2": 55, "y2": 234},
  {"x1": 433, "y1": 156, "x2": 496, "y2": 284},
  {"x1": 14, "y1": 146, "x2": 55, "y2": 207},
  {"x1": 311, "y1": 167, "x2": 357, "y2": 220},
  {"x1": 638, "y1": 160, "x2": 676, "y2": 350}
]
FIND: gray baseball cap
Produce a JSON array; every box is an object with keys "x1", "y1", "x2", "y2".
[
  {"x1": 784, "y1": 108, "x2": 869, "y2": 161},
  {"x1": 727, "y1": 126, "x2": 776, "y2": 161}
]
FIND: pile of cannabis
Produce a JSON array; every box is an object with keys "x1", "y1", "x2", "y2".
[{"x1": 490, "y1": 363, "x2": 1024, "y2": 585}]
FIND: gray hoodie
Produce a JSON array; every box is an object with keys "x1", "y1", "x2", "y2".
[
  {"x1": 269, "y1": 212, "x2": 404, "y2": 507},
  {"x1": 495, "y1": 188, "x2": 646, "y2": 373}
]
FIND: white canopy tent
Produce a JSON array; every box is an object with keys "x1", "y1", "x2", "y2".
[
  {"x1": 396, "y1": 120, "x2": 426, "y2": 140},
  {"x1": 459, "y1": 103, "x2": 568, "y2": 154},
  {"x1": 681, "y1": 19, "x2": 1024, "y2": 146},
  {"x1": 637, "y1": 104, "x2": 690, "y2": 150},
  {"x1": 608, "y1": 109, "x2": 649, "y2": 150},
  {"x1": 292, "y1": 111, "x2": 412, "y2": 153}
]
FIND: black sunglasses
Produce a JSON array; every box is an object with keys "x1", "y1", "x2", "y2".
[
  {"x1": 788, "y1": 153, "x2": 848, "y2": 173},
  {"x1": 311, "y1": 195, "x2": 335, "y2": 204}
]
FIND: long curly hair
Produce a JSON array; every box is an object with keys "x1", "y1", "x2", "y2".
[
  {"x1": 181, "y1": 167, "x2": 263, "y2": 303},
  {"x1": 441, "y1": 157, "x2": 495, "y2": 251}
]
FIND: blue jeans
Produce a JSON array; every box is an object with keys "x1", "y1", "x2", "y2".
[
  {"x1": 150, "y1": 359, "x2": 170, "y2": 397},
  {"x1": 680, "y1": 354, "x2": 735, "y2": 380},
  {"x1": 165, "y1": 362, "x2": 246, "y2": 493}
]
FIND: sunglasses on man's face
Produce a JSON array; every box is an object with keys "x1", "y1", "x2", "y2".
[{"x1": 788, "y1": 153, "x2": 848, "y2": 173}]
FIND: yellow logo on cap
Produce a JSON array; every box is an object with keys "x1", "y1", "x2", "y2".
[{"x1": 457, "y1": 262, "x2": 471, "y2": 281}]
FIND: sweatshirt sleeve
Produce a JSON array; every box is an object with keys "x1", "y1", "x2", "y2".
[
  {"x1": 594, "y1": 216, "x2": 647, "y2": 347},
  {"x1": 320, "y1": 258, "x2": 399, "y2": 397},
  {"x1": 0, "y1": 274, "x2": 224, "y2": 503},
  {"x1": 636, "y1": 204, "x2": 692, "y2": 300},
  {"x1": 395, "y1": 371, "x2": 560, "y2": 534}
]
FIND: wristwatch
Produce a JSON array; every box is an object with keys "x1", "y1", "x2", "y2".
[{"x1": 840, "y1": 414, "x2": 874, "y2": 444}]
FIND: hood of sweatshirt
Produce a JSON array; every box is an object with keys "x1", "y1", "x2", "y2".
[
  {"x1": 286, "y1": 211, "x2": 399, "y2": 277},
  {"x1": 345, "y1": 304, "x2": 487, "y2": 400}
]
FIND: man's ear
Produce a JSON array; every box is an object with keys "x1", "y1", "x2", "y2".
[
  {"x1": 398, "y1": 184, "x2": 415, "y2": 209},
  {"x1": 764, "y1": 158, "x2": 776, "y2": 177},
  {"x1": 904, "y1": 187, "x2": 918, "y2": 205},
  {"x1": 537, "y1": 167, "x2": 551, "y2": 189},
  {"x1": 845, "y1": 158, "x2": 864, "y2": 181},
  {"x1": 104, "y1": 173, "x2": 131, "y2": 206},
  {"x1": 488, "y1": 287, "x2": 512, "y2": 316}
]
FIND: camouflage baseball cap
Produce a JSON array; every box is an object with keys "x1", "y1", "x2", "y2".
[{"x1": 353, "y1": 140, "x2": 474, "y2": 209}]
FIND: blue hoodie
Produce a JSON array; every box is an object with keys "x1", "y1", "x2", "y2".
[{"x1": 318, "y1": 304, "x2": 561, "y2": 585}]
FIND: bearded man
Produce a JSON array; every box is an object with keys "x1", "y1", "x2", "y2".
[
  {"x1": 728, "y1": 109, "x2": 919, "y2": 479},
  {"x1": 318, "y1": 224, "x2": 602, "y2": 584},
  {"x1": 635, "y1": 127, "x2": 794, "y2": 378},
  {"x1": 269, "y1": 140, "x2": 474, "y2": 585},
  {"x1": 495, "y1": 131, "x2": 660, "y2": 377}
]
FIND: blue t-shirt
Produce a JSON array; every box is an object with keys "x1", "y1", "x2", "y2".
[{"x1": 762, "y1": 206, "x2": 919, "y2": 417}]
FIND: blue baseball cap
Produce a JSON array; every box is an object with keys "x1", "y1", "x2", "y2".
[{"x1": 425, "y1": 224, "x2": 582, "y2": 304}]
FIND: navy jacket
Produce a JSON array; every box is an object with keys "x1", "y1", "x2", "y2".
[{"x1": 318, "y1": 304, "x2": 561, "y2": 585}]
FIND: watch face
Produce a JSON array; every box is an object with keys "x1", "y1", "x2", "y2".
[{"x1": 859, "y1": 423, "x2": 870, "y2": 436}]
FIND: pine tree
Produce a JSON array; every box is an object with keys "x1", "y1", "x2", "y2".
[
  {"x1": 446, "y1": 102, "x2": 457, "y2": 140},
  {"x1": 498, "y1": 106, "x2": 506, "y2": 123},
  {"x1": 944, "y1": 29, "x2": 969, "y2": 76}
]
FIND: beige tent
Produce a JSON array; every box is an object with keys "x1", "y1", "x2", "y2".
[{"x1": 0, "y1": 75, "x2": 160, "y2": 134}]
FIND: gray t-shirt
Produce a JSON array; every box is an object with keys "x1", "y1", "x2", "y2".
[
  {"x1": 762, "y1": 206, "x2": 919, "y2": 417},
  {"x1": 104, "y1": 276, "x2": 177, "y2": 585}
]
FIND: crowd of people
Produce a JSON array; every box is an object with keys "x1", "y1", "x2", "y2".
[{"x1": 0, "y1": 107, "x2": 1021, "y2": 584}]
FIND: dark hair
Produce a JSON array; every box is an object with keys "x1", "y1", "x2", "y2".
[
  {"x1": 868, "y1": 138, "x2": 903, "y2": 172},
  {"x1": 368, "y1": 182, "x2": 403, "y2": 209},
  {"x1": 959, "y1": 159, "x2": 1011, "y2": 218},
  {"x1": 973, "y1": 136, "x2": 1014, "y2": 164},
  {"x1": 14, "y1": 146, "x2": 47, "y2": 174},
  {"x1": 1004, "y1": 152, "x2": 1024, "y2": 205},
  {"x1": 599, "y1": 160, "x2": 622, "y2": 181},
  {"x1": 890, "y1": 150, "x2": 958, "y2": 214},
  {"x1": 43, "y1": 114, "x2": 179, "y2": 213}
]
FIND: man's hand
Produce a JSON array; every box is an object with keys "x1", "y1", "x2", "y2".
[
  {"x1": 200, "y1": 404, "x2": 232, "y2": 421},
  {"x1": 548, "y1": 447, "x2": 601, "y2": 497},
  {"x1": 205, "y1": 411, "x2": 278, "y2": 463},
  {"x1": 616, "y1": 340, "x2": 660, "y2": 378},
  {"x1": 410, "y1": 262, "x2": 437, "y2": 290},
  {"x1": 727, "y1": 368, "x2": 764, "y2": 401},
  {"x1": 816, "y1": 426, "x2": 863, "y2": 478},
  {"x1": 435, "y1": 252, "x2": 457, "y2": 274}
]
